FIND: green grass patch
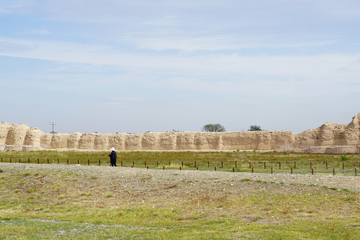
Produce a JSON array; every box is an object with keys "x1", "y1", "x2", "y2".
[
  {"x1": 1, "y1": 151, "x2": 360, "y2": 238},
  {"x1": 1, "y1": 150, "x2": 359, "y2": 176},
  {"x1": 240, "y1": 178, "x2": 251, "y2": 182}
]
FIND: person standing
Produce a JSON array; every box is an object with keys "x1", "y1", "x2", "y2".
[{"x1": 108, "y1": 147, "x2": 117, "y2": 167}]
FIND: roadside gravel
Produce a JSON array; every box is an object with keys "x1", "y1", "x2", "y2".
[{"x1": 1, "y1": 162, "x2": 359, "y2": 192}]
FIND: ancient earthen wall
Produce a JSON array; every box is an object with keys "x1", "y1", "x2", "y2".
[{"x1": 1, "y1": 113, "x2": 359, "y2": 152}]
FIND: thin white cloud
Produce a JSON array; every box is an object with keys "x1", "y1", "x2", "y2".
[
  {"x1": 0, "y1": 0, "x2": 34, "y2": 14},
  {"x1": 129, "y1": 34, "x2": 337, "y2": 52},
  {"x1": 17, "y1": 29, "x2": 50, "y2": 35},
  {"x1": 0, "y1": 37, "x2": 359, "y2": 81}
]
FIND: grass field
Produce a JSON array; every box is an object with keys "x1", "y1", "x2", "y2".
[
  {"x1": 1, "y1": 150, "x2": 360, "y2": 176},
  {"x1": 1, "y1": 151, "x2": 360, "y2": 239}
]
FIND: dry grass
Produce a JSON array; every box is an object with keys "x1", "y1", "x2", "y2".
[{"x1": 1, "y1": 163, "x2": 360, "y2": 239}]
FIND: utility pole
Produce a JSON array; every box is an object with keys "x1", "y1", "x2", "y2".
[{"x1": 49, "y1": 122, "x2": 56, "y2": 134}]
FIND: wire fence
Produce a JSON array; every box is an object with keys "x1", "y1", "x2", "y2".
[{"x1": 1, "y1": 157, "x2": 359, "y2": 177}]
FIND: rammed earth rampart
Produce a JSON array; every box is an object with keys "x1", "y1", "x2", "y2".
[{"x1": 1, "y1": 113, "x2": 360, "y2": 152}]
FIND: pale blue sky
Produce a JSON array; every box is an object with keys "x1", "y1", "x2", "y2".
[{"x1": 1, "y1": 0, "x2": 359, "y2": 134}]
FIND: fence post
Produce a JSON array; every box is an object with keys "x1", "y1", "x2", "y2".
[
  {"x1": 77, "y1": 160, "x2": 79, "y2": 165},
  {"x1": 251, "y1": 167, "x2": 254, "y2": 173},
  {"x1": 342, "y1": 162, "x2": 344, "y2": 170},
  {"x1": 214, "y1": 167, "x2": 216, "y2": 171},
  {"x1": 57, "y1": 159, "x2": 59, "y2": 164},
  {"x1": 233, "y1": 167, "x2": 235, "y2": 172},
  {"x1": 133, "y1": 161, "x2": 135, "y2": 167},
  {"x1": 47, "y1": 159, "x2": 49, "y2": 164},
  {"x1": 28, "y1": 158, "x2": 30, "y2": 164},
  {"x1": 291, "y1": 168, "x2": 293, "y2": 174},
  {"x1": 271, "y1": 167, "x2": 273, "y2": 174},
  {"x1": 264, "y1": 162, "x2": 266, "y2": 169},
  {"x1": 180, "y1": 166, "x2": 181, "y2": 170},
  {"x1": 279, "y1": 162, "x2": 281, "y2": 169},
  {"x1": 221, "y1": 161, "x2": 223, "y2": 168},
  {"x1": 88, "y1": 159, "x2": 90, "y2": 165},
  {"x1": 294, "y1": 162, "x2": 296, "y2": 169},
  {"x1": 67, "y1": 159, "x2": 69, "y2": 165},
  {"x1": 235, "y1": 161, "x2": 237, "y2": 168},
  {"x1": 169, "y1": 161, "x2": 170, "y2": 166},
  {"x1": 10, "y1": 158, "x2": 12, "y2": 163},
  {"x1": 121, "y1": 160, "x2": 123, "y2": 167},
  {"x1": 333, "y1": 168, "x2": 335, "y2": 176},
  {"x1": 326, "y1": 162, "x2": 328, "y2": 169},
  {"x1": 37, "y1": 158, "x2": 39, "y2": 164},
  {"x1": 194, "y1": 161, "x2": 197, "y2": 168},
  {"x1": 312, "y1": 168, "x2": 314, "y2": 175},
  {"x1": 19, "y1": 158, "x2": 21, "y2": 163},
  {"x1": 163, "y1": 166, "x2": 165, "y2": 170}
]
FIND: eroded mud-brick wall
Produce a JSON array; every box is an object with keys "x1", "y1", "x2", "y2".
[{"x1": 1, "y1": 113, "x2": 359, "y2": 151}]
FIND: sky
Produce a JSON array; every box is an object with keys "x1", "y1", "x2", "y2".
[{"x1": 1, "y1": 0, "x2": 360, "y2": 134}]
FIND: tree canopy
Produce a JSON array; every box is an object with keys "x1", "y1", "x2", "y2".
[
  {"x1": 248, "y1": 125, "x2": 263, "y2": 131},
  {"x1": 201, "y1": 123, "x2": 226, "y2": 132}
]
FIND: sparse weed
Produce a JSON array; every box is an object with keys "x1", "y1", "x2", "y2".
[
  {"x1": 346, "y1": 197, "x2": 356, "y2": 201},
  {"x1": 26, "y1": 188, "x2": 36, "y2": 193}
]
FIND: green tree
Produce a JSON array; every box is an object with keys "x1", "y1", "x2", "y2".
[
  {"x1": 201, "y1": 123, "x2": 226, "y2": 132},
  {"x1": 248, "y1": 125, "x2": 263, "y2": 131}
]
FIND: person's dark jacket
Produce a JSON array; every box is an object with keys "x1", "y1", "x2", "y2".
[{"x1": 109, "y1": 151, "x2": 117, "y2": 161}]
